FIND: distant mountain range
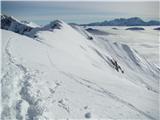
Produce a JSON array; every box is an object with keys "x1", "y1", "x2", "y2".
[{"x1": 80, "y1": 17, "x2": 160, "y2": 26}]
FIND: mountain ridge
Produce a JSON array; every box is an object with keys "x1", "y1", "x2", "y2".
[
  {"x1": 80, "y1": 17, "x2": 160, "y2": 26},
  {"x1": 1, "y1": 14, "x2": 159, "y2": 119}
]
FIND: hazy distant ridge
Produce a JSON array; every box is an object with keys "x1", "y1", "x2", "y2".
[{"x1": 80, "y1": 17, "x2": 160, "y2": 26}]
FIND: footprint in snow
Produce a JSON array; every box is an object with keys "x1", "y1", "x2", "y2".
[{"x1": 85, "y1": 112, "x2": 91, "y2": 119}]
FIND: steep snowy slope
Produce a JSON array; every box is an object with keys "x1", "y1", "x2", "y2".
[
  {"x1": 86, "y1": 26, "x2": 160, "y2": 66},
  {"x1": 1, "y1": 18, "x2": 159, "y2": 120}
]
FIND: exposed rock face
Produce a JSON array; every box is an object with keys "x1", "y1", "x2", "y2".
[
  {"x1": 1, "y1": 14, "x2": 33, "y2": 34},
  {"x1": 86, "y1": 28, "x2": 110, "y2": 35},
  {"x1": 154, "y1": 27, "x2": 160, "y2": 31}
]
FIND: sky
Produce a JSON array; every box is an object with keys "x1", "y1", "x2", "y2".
[{"x1": 1, "y1": 1, "x2": 159, "y2": 25}]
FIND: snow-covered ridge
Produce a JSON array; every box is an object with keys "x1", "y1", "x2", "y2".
[
  {"x1": 1, "y1": 14, "x2": 68, "y2": 37},
  {"x1": 82, "y1": 17, "x2": 160, "y2": 26},
  {"x1": 1, "y1": 14, "x2": 35, "y2": 34},
  {"x1": 1, "y1": 15, "x2": 159, "y2": 120}
]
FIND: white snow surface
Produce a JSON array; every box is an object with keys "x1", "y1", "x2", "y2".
[
  {"x1": 1, "y1": 20, "x2": 159, "y2": 120},
  {"x1": 86, "y1": 26, "x2": 160, "y2": 66}
]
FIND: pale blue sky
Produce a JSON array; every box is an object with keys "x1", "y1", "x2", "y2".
[{"x1": 1, "y1": 1, "x2": 159, "y2": 25}]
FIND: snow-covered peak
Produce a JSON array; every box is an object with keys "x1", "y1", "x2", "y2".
[
  {"x1": 1, "y1": 14, "x2": 19, "y2": 21},
  {"x1": 1, "y1": 14, "x2": 34, "y2": 34},
  {"x1": 1, "y1": 14, "x2": 18, "y2": 29},
  {"x1": 42, "y1": 19, "x2": 68, "y2": 31},
  {"x1": 50, "y1": 20, "x2": 64, "y2": 26},
  {"x1": 24, "y1": 19, "x2": 72, "y2": 37}
]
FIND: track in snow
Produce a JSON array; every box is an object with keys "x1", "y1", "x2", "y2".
[{"x1": 60, "y1": 71, "x2": 156, "y2": 120}]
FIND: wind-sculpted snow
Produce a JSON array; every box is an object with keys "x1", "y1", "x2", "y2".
[
  {"x1": 70, "y1": 25, "x2": 94, "y2": 40},
  {"x1": 1, "y1": 17, "x2": 159, "y2": 120},
  {"x1": 93, "y1": 36, "x2": 159, "y2": 93}
]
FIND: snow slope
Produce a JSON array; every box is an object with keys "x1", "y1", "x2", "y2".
[
  {"x1": 86, "y1": 26, "x2": 160, "y2": 66},
  {"x1": 1, "y1": 18, "x2": 159, "y2": 120}
]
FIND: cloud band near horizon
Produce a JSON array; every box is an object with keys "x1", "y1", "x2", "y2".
[{"x1": 1, "y1": 1, "x2": 159, "y2": 25}]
